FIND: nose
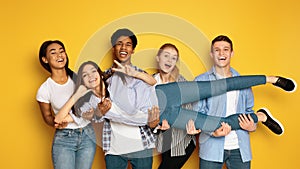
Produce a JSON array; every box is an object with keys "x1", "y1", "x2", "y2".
[
  {"x1": 58, "y1": 52, "x2": 63, "y2": 57},
  {"x1": 219, "y1": 50, "x2": 224, "y2": 56},
  {"x1": 121, "y1": 43, "x2": 126, "y2": 49}
]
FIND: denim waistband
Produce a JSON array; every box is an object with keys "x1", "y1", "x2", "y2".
[{"x1": 56, "y1": 123, "x2": 92, "y2": 132}]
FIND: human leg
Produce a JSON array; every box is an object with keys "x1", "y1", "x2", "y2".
[
  {"x1": 75, "y1": 125, "x2": 96, "y2": 169},
  {"x1": 168, "y1": 108, "x2": 258, "y2": 132},
  {"x1": 52, "y1": 129, "x2": 76, "y2": 169},
  {"x1": 105, "y1": 154, "x2": 128, "y2": 169},
  {"x1": 155, "y1": 75, "x2": 266, "y2": 109},
  {"x1": 200, "y1": 158, "x2": 224, "y2": 169},
  {"x1": 224, "y1": 149, "x2": 250, "y2": 169},
  {"x1": 158, "y1": 141, "x2": 195, "y2": 169},
  {"x1": 156, "y1": 75, "x2": 266, "y2": 123},
  {"x1": 127, "y1": 149, "x2": 153, "y2": 169}
]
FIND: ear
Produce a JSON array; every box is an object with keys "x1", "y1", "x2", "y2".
[
  {"x1": 209, "y1": 52, "x2": 213, "y2": 59},
  {"x1": 156, "y1": 55, "x2": 160, "y2": 62},
  {"x1": 42, "y1": 56, "x2": 48, "y2": 63},
  {"x1": 132, "y1": 49, "x2": 135, "y2": 55},
  {"x1": 230, "y1": 50, "x2": 234, "y2": 57}
]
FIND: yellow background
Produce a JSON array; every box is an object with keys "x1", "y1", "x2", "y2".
[{"x1": 1, "y1": 0, "x2": 299, "y2": 168}]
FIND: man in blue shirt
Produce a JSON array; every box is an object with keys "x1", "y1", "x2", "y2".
[{"x1": 194, "y1": 35, "x2": 264, "y2": 169}]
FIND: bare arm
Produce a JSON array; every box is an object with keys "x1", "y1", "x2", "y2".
[
  {"x1": 112, "y1": 60, "x2": 157, "y2": 86},
  {"x1": 54, "y1": 95, "x2": 77, "y2": 124},
  {"x1": 54, "y1": 85, "x2": 91, "y2": 123},
  {"x1": 37, "y1": 101, "x2": 55, "y2": 127}
]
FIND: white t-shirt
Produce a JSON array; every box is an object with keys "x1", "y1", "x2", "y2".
[
  {"x1": 107, "y1": 121, "x2": 144, "y2": 155},
  {"x1": 106, "y1": 73, "x2": 156, "y2": 155},
  {"x1": 36, "y1": 76, "x2": 90, "y2": 129},
  {"x1": 224, "y1": 90, "x2": 239, "y2": 150}
]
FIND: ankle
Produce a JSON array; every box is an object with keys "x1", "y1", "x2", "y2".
[
  {"x1": 257, "y1": 112, "x2": 267, "y2": 122},
  {"x1": 266, "y1": 76, "x2": 278, "y2": 84}
]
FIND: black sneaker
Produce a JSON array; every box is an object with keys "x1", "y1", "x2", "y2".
[
  {"x1": 258, "y1": 108, "x2": 284, "y2": 135},
  {"x1": 273, "y1": 76, "x2": 297, "y2": 92}
]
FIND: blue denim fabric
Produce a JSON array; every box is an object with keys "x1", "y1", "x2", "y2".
[
  {"x1": 200, "y1": 149, "x2": 250, "y2": 169},
  {"x1": 105, "y1": 149, "x2": 153, "y2": 169},
  {"x1": 52, "y1": 124, "x2": 96, "y2": 169},
  {"x1": 155, "y1": 75, "x2": 265, "y2": 131}
]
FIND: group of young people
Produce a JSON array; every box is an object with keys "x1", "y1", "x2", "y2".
[{"x1": 36, "y1": 28, "x2": 296, "y2": 169}]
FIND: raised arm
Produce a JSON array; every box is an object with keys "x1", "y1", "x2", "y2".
[{"x1": 112, "y1": 60, "x2": 157, "y2": 85}]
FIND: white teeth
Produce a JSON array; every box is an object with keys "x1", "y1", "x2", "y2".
[
  {"x1": 57, "y1": 58, "x2": 63, "y2": 62},
  {"x1": 120, "y1": 51, "x2": 127, "y2": 55},
  {"x1": 89, "y1": 79, "x2": 96, "y2": 83}
]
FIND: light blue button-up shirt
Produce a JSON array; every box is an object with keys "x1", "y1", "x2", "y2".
[{"x1": 193, "y1": 67, "x2": 254, "y2": 163}]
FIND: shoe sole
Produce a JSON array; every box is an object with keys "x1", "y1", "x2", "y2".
[{"x1": 261, "y1": 107, "x2": 284, "y2": 136}]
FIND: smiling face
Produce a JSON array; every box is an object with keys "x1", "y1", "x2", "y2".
[
  {"x1": 81, "y1": 64, "x2": 101, "y2": 90},
  {"x1": 156, "y1": 46, "x2": 178, "y2": 74},
  {"x1": 42, "y1": 43, "x2": 67, "y2": 70},
  {"x1": 210, "y1": 40, "x2": 233, "y2": 69},
  {"x1": 113, "y1": 36, "x2": 134, "y2": 65}
]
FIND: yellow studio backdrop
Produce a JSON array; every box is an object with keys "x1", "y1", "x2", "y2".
[{"x1": 1, "y1": 0, "x2": 299, "y2": 168}]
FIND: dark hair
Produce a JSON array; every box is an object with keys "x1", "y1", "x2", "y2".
[
  {"x1": 211, "y1": 35, "x2": 233, "y2": 51},
  {"x1": 38, "y1": 40, "x2": 77, "y2": 81},
  {"x1": 157, "y1": 43, "x2": 180, "y2": 82},
  {"x1": 74, "y1": 61, "x2": 109, "y2": 116},
  {"x1": 110, "y1": 28, "x2": 138, "y2": 49}
]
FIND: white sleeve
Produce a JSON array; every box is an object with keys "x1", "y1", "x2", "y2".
[
  {"x1": 104, "y1": 102, "x2": 148, "y2": 126},
  {"x1": 36, "y1": 84, "x2": 50, "y2": 103}
]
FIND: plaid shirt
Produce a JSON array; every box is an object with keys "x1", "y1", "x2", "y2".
[
  {"x1": 102, "y1": 66, "x2": 156, "y2": 152},
  {"x1": 102, "y1": 120, "x2": 156, "y2": 152}
]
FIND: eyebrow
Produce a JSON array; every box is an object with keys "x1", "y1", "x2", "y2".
[{"x1": 49, "y1": 47, "x2": 64, "y2": 52}]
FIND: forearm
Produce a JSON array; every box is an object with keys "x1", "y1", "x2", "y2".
[
  {"x1": 55, "y1": 95, "x2": 77, "y2": 123},
  {"x1": 42, "y1": 114, "x2": 55, "y2": 127},
  {"x1": 134, "y1": 71, "x2": 157, "y2": 86}
]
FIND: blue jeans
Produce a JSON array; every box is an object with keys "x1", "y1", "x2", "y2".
[
  {"x1": 200, "y1": 149, "x2": 250, "y2": 169},
  {"x1": 155, "y1": 75, "x2": 266, "y2": 131},
  {"x1": 52, "y1": 124, "x2": 96, "y2": 169},
  {"x1": 105, "y1": 149, "x2": 153, "y2": 169}
]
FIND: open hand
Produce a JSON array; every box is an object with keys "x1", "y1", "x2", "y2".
[
  {"x1": 212, "y1": 122, "x2": 231, "y2": 137},
  {"x1": 82, "y1": 108, "x2": 95, "y2": 120},
  {"x1": 186, "y1": 119, "x2": 201, "y2": 135},
  {"x1": 238, "y1": 114, "x2": 256, "y2": 132},
  {"x1": 74, "y1": 85, "x2": 91, "y2": 101},
  {"x1": 147, "y1": 106, "x2": 160, "y2": 128},
  {"x1": 159, "y1": 119, "x2": 170, "y2": 130},
  {"x1": 97, "y1": 98, "x2": 112, "y2": 116},
  {"x1": 112, "y1": 60, "x2": 138, "y2": 77}
]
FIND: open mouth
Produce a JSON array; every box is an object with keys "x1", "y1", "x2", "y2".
[
  {"x1": 164, "y1": 63, "x2": 172, "y2": 69},
  {"x1": 120, "y1": 51, "x2": 128, "y2": 57},
  {"x1": 89, "y1": 78, "x2": 97, "y2": 83},
  {"x1": 57, "y1": 58, "x2": 64, "y2": 62},
  {"x1": 219, "y1": 56, "x2": 226, "y2": 61}
]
